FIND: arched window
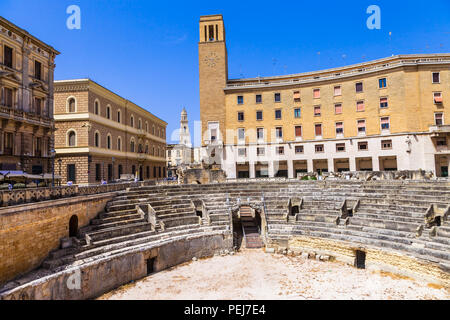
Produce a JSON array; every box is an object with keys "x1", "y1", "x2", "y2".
[
  {"x1": 67, "y1": 97, "x2": 76, "y2": 113},
  {"x1": 145, "y1": 122, "x2": 149, "y2": 132},
  {"x1": 106, "y1": 105, "x2": 111, "y2": 119},
  {"x1": 152, "y1": 125, "x2": 155, "y2": 135},
  {"x1": 94, "y1": 131, "x2": 100, "y2": 147},
  {"x1": 94, "y1": 100, "x2": 100, "y2": 115},
  {"x1": 117, "y1": 110, "x2": 121, "y2": 123},
  {"x1": 145, "y1": 143, "x2": 149, "y2": 154},
  {"x1": 138, "y1": 143, "x2": 143, "y2": 153},
  {"x1": 138, "y1": 119, "x2": 142, "y2": 129},
  {"x1": 117, "y1": 137, "x2": 122, "y2": 151},
  {"x1": 130, "y1": 138, "x2": 135, "y2": 153},
  {"x1": 130, "y1": 115, "x2": 134, "y2": 128},
  {"x1": 68, "y1": 130, "x2": 76, "y2": 147},
  {"x1": 107, "y1": 134, "x2": 112, "y2": 149}
]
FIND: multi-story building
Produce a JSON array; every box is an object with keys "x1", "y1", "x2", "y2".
[
  {"x1": 54, "y1": 79, "x2": 167, "y2": 185},
  {"x1": 0, "y1": 16, "x2": 59, "y2": 174},
  {"x1": 166, "y1": 108, "x2": 194, "y2": 177},
  {"x1": 198, "y1": 14, "x2": 450, "y2": 179}
]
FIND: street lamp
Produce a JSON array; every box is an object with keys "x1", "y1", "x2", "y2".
[{"x1": 50, "y1": 149, "x2": 56, "y2": 187}]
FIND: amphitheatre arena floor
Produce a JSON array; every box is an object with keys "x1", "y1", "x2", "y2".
[{"x1": 99, "y1": 250, "x2": 449, "y2": 300}]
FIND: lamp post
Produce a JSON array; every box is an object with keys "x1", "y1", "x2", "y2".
[
  {"x1": 58, "y1": 159, "x2": 62, "y2": 186},
  {"x1": 50, "y1": 149, "x2": 56, "y2": 187}
]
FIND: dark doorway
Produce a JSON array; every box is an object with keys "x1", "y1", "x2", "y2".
[
  {"x1": 291, "y1": 205, "x2": 299, "y2": 216},
  {"x1": 436, "y1": 216, "x2": 441, "y2": 227},
  {"x1": 147, "y1": 258, "x2": 156, "y2": 275},
  {"x1": 355, "y1": 250, "x2": 366, "y2": 269},
  {"x1": 139, "y1": 166, "x2": 143, "y2": 181},
  {"x1": 441, "y1": 166, "x2": 449, "y2": 178},
  {"x1": 69, "y1": 215, "x2": 78, "y2": 237},
  {"x1": 67, "y1": 164, "x2": 76, "y2": 183},
  {"x1": 118, "y1": 164, "x2": 123, "y2": 179},
  {"x1": 108, "y1": 164, "x2": 113, "y2": 181}
]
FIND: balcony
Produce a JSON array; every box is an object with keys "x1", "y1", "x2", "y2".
[
  {"x1": 0, "y1": 105, "x2": 52, "y2": 127},
  {"x1": 429, "y1": 125, "x2": 450, "y2": 137}
]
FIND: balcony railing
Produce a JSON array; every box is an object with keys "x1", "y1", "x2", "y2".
[{"x1": 0, "y1": 105, "x2": 52, "y2": 127}]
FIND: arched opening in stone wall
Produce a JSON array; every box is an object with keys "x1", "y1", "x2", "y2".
[
  {"x1": 69, "y1": 215, "x2": 78, "y2": 238},
  {"x1": 290, "y1": 205, "x2": 299, "y2": 216},
  {"x1": 147, "y1": 257, "x2": 156, "y2": 275},
  {"x1": 354, "y1": 250, "x2": 366, "y2": 269}
]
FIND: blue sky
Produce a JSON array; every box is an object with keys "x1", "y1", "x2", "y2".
[{"x1": 1, "y1": 0, "x2": 449, "y2": 146}]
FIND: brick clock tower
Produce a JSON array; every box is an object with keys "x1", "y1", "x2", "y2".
[{"x1": 198, "y1": 14, "x2": 228, "y2": 165}]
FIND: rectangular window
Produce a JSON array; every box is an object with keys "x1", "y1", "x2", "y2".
[
  {"x1": 257, "y1": 147, "x2": 265, "y2": 156},
  {"x1": 335, "y1": 103, "x2": 342, "y2": 114},
  {"x1": 434, "y1": 92, "x2": 443, "y2": 104},
  {"x1": 257, "y1": 128, "x2": 264, "y2": 140},
  {"x1": 432, "y1": 72, "x2": 440, "y2": 84},
  {"x1": 276, "y1": 127, "x2": 283, "y2": 138},
  {"x1": 379, "y1": 78, "x2": 387, "y2": 88},
  {"x1": 275, "y1": 109, "x2": 282, "y2": 119},
  {"x1": 34, "y1": 97, "x2": 42, "y2": 115},
  {"x1": 313, "y1": 88, "x2": 320, "y2": 99},
  {"x1": 380, "y1": 97, "x2": 388, "y2": 108},
  {"x1": 256, "y1": 94, "x2": 262, "y2": 103},
  {"x1": 335, "y1": 122, "x2": 343, "y2": 135},
  {"x1": 381, "y1": 140, "x2": 392, "y2": 150},
  {"x1": 356, "y1": 101, "x2": 365, "y2": 112},
  {"x1": 435, "y1": 113, "x2": 443, "y2": 126},
  {"x1": 334, "y1": 86, "x2": 342, "y2": 96},
  {"x1": 276, "y1": 146, "x2": 284, "y2": 155},
  {"x1": 34, "y1": 60, "x2": 42, "y2": 80},
  {"x1": 357, "y1": 120, "x2": 366, "y2": 134},
  {"x1": 314, "y1": 106, "x2": 321, "y2": 116},
  {"x1": 238, "y1": 112, "x2": 244, "y2": 121},
  {"x1": 238, "y1": 128, "x2": 245, "y2": 140},
  {"x1": 294, "y1": 108, "x2": 301, "y2": 118},
  {"x1": 210, "y1": 128, "x2": 217, "y2": 142},
  {"x1": 4, "y1": 87, "x2": 13, "y2": 108},
  {"x1": 295, "y1": 145, "x2": 304, "y2": 154},
  {"x1": 356, "y1": 82, "x2": 363, "y2": 93},
  {"x1": 4, "y1": 45, "x2": 13, "y2": 68},
  {"x1": 315, "y1": 144, "x2": 324, "y2": 153},
  {"x1": 358, "y1": 141, "x2": 368, "y2": 151},
  {"x1": 295, "y1": 125, "x2": 302, "y2": 137},
  {"x1": 256, "y1": 110, "x2": 263, "y2": 121},
  {"x1": 381, "y1": 117, "x2": 390, "y2": 130},
  {"x1": 293, "y1": 91, "x2": 301, "y2": 102},
  {"x1": 274, "y1": 93, "x2": 281, "y2": 102},
  {"x1": 67, "y1": 164, "x2": 76, "y2": 183},
  {"x1": 315, "y1": 124, "x2": 322, "y2": 136},
  {"x1": 336, "y1": 143, "x2": 346, "y2": 152},
  {"x1": 238, "y1": 148, "x2": 247, "y2": 157},
  {"x1": 436, "y1": 138, "x2": 447, "y2": 146},
  {"x1": 237, "y1": 96, "x2": 244, "y2": 105},
  {"x1": 95, "y1": 163, "x2": 101, "y2": 181}
]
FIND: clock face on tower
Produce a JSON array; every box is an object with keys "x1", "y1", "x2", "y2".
[{"x1": 204, "y1": 52, "x2": 218, "y2": 68}]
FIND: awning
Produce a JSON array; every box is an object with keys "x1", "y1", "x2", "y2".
[
  {"x1": 435, "y1": 96, "x2": 443, "y2": 103},
  {"x1": 42, "y1": 173, "x2": 62, "y2": 180}
]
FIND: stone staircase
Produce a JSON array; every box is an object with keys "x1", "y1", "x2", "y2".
[{"x1": 240, "y1": 206, "x2": 264, "y2": 249}]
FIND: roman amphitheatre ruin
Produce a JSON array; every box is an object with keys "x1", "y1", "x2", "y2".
[{"x1": 0, "y1": 175, "x2": 449, "y2": 300}]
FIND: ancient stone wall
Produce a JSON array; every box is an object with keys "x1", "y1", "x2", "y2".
[
  {"x1": 0, "y1": 232, "x2": 233, "y2": 300},
  {"x1": 0, "y1": 193, "x2": 116, "y2": 285}
]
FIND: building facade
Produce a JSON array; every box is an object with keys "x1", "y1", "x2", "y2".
[
  {"x1": 54, "y1": 79, "x2": 167, "y2": 185},
  {"x1": 0, "y1": 16, "x2": 59, "y2": 174},
  {"x1": 199, "y1": 14, "x2": 450, "y2": 178},
  {"x1": 166, "y1": 108, "x2": 194, "y2": 177}
]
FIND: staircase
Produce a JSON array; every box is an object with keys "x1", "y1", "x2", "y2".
[{"x1": 240, "y1": 206, "x2": 264, "y2": 249}]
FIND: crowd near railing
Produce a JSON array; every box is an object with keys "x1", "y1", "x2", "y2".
[{"x1": 0, "y1": 180, "x2": 156, "y2": 207}]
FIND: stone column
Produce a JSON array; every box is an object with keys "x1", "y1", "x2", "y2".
[
  {"x1": 327, "y1": 158, "x2": 335, "y2": 173},
  {"x1": 372, "y1": 157, "x2": 380, "y2": 171},
  {"x1": 307, "y1": 159, "x2": 314, "y2": 173},
  {"x1": 21, "y1": 39, "x2": 31, "y2": 113},
  {"x1": 47, "y1": 57, "x2": 56, "y2": 119},
  {"x1": 268, "y1": 161, "x2": 275, "y2": 178},
  {"x1": 349, "y1": 156, "x2": 357, "y2": 171},
  {"x1": 249, "y1": 161, "x2": 256, "y2": 179},
  {"x1": 287, "y1": 159, "x2": 294, "y2": 178}
]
